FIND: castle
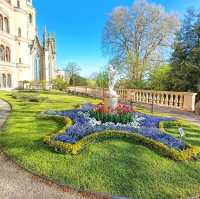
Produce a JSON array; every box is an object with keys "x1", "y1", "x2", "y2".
[{"x1": 0, "y1": 0, "x2": 56, "y2": 89}]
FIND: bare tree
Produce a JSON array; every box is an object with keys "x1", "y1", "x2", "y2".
[
  {"x1": 102, "y1": 0, "x2": 180, "y2": 83},
  {"x1": 65, "y1": 62, "x2": 81, "y2": 86}
]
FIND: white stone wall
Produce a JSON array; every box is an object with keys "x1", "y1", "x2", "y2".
[
  {"x1": 0, "y1": 0, "x2": 56, "y2": 89},
  {"x1": 0, "y1": 0, "x2": 36, "y2": 89}
]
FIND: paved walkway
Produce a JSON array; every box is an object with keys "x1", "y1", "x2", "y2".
[
  {"x1": 0, "y1": 99, "x2": 90, "y2": 199},
  {"x1": 137, "y1": 103, "x2": 200, "y2": 127}
]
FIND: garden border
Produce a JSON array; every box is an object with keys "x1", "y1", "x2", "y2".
[{"x1": 40, "y1": 113, "x2": 199, "y2": 161}]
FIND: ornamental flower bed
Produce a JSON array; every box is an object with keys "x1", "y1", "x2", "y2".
[
  {"x1": 90, "y1": 103, "x2": 134, "y2": 124},
  {"x1": 46, "y1": 103, "x2": 186, "y2": 151}
]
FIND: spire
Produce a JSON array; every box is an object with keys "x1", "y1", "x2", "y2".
[
  {"x1": 36, "y1": 28, "x2": 38, "y2": 37},
  {"x1": 43, "y1": 25, "x2": 47, "y2": 48}
]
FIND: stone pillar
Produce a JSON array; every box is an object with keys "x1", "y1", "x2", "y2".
[{"x1": 183, "y1": 93, "x2": 197, "y2": 112}]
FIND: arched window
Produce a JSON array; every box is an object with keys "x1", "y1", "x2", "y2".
[
  {"x1": 17, "y1": 0, "x2": 20, "y2": 8},
  {"x1": 34, "y1": 54, "x2": 40, "y2": 81},
  {"x1": 0, "y1": 15, "x2": 3, "y2": 31},
  {"x1": 4, "y1": 17, "x2": 9, "y2": 33},
  {"x1": 29, "y1": 14, "x2": 32, "y2": 24},
  {"x1": 0, "y1": 45, "x2": 5, "y2": 61},
  {"x1": 7, "y1": 74, "x2": 12, "y2": 88},
  {"x1": 18, "y1": 27, "x2": 21, "y2": 37},
  {"x1": 2, "y1": 74, "x2": 6, "y2": 88},
  {"x1": 5, "y1": 47, "x2": 11, "y2": 62}
]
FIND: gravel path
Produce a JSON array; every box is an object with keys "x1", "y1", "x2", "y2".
[
  {"x1": 136, "y1": 103, "x2": 200, "y2": 127},
  {"x1": 0, "y1": 99, "x2": 89, "y2": 199}
]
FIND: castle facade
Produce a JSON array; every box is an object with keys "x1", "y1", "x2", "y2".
[{"x1": 0, "y1": 0, "x2": 56, "y2": 89}]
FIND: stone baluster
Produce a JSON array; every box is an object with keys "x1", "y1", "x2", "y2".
[
  {"x1": 169, "y1": 94, "x2": 173, "y2": 107},
  {"x1": 174, "y1": 94, "x2": 179, "y2": 108}
]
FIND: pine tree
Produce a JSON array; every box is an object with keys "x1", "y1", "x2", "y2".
[{"x1": 169, "y1": 9, "x2": 200, "y2": 92}]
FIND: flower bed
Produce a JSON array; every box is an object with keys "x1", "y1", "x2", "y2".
[{"x1": 41, "y1": 103, "x2": 199, "y2": 160}]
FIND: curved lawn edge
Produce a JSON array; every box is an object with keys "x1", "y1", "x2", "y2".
[{"x1": 40, "y1": 114, "x2": 199, "y2": 161}]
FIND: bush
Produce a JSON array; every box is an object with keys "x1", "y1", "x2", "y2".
[
  {"x1": 52, "y1": 78, "x2": 68, "y2": 91},
  {"x1": 11, "y1": 93, "x2": 48, "y2": 103}
]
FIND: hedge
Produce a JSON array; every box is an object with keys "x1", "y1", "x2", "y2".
[{"x1": 40, "y1": 114, "x2": 199, "y2": 161}]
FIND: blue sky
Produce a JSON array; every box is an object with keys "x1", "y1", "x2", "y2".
[{"x1": 33, "y1": 0, "x2": 200, "y2": 77}]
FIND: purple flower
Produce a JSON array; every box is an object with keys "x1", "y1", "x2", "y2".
[{"x1": 47, "y1": 103, "x2": 185, "y2": 151}]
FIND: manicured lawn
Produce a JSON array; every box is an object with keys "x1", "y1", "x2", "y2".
[{"x1": 0, "y1": 91, "x2": 200, "y2": 199}]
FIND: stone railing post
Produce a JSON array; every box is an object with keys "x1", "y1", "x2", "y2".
[{"x1": 183, "y1": 93, "x2": 197, "y2": 112}]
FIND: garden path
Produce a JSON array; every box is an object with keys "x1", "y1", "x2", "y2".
[
  {"x1": 0, "y1": 99, "x2": 89, "y2": 199},
  {"x1": 137, "y1": 103, "x2": 200, "y2": 127}
]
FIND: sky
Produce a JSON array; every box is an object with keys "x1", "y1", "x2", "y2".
[{"x1": 33, "y1": 0, "x2": 200, "y2": 77}]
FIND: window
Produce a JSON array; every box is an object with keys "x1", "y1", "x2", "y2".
[
  {"x1": 7, "y1": 74, "x2": 12, "y2": 88},
  {"x1": 0, "y1": 15, "x2": 3, "y2": 31},
  {"x1": 18, "y1": 27, "x2": 21, "y2": 37},
  {"x1": 0, "y1": 45, "x2": 5, "y2": 61},
  {"x1": 5, "y1": 47, "x2": 11, "y2": 62},
  {"x1": 2, "y1": 74, "x2": 6, "y2": 88},
  {"x1": 34, "y1": 54, "x2": 40, "y2": 80},
  {"x1": 4, "y1": 17, "x2": 9, "y2": 33},
  {"x1": 17, "y1": 0, "x2": 20, "y2": 8},
  {"x1": 29, "y1": 14, "x2": 32, "y2": 24}
]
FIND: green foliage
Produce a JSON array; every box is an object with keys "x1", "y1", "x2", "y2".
[
  {"x1": 169, "y1": 9, "x2": 200, "y2": 92},
  {"x1": 69, "y1": 74, "x2": 88, "y2": 86},
  {"x1": 118, "y1": 79, "x2": 148, "y2": 89},
  {"x1": 11, "y1": 93, "x2": 47, "y2": 102},
  {"x1": 95, "y1": 71, "x2": 109, "y2": 88},
  {"x1": 89, "y1": 111, "x2": 133, "y2": 124},
  {"x1": 52, "y1": 77, "x2": 68, "y2": 91},
  {"x1": 149, "y1": 65, "x2": 172, "y2": 90},
  {"x1": 87, "y1": 79, "x2": 96, "y2": 87}
]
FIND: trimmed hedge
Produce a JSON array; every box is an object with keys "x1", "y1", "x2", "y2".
[{"x1": 40, "y1": 114, "x2": 199, "y2": 161}]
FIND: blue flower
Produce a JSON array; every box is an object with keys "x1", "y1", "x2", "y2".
[{"x1": 47, "y1": 103, "x2": 185, "y2": 151}]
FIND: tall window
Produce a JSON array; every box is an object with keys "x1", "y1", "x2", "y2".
[
  {"x1": 5, "y1": 47, "x2": 11, "y2": 62},
  {"x1": 0, "y1": 15, "x2": 3, "y2": 31},
  {"x1": 17, "y1": 0, "x2": 20, "y2": 8},
  {"x1": 0, "y1": 45, "x2": 5, "y2": 61},
  {"x1": 29, "y1": 14, "x2": 32, "y2": 24},
  {"x1": 2, "y1": 74, "x2": 6, "y2": 88},
  {"x1": 4, "y1": 17, "x2": 9, "y2": 33},
  {"x1": 18, "y1": 27, "x2": 21, "y2": 37},
  {"x1": 34, "y1": 54, "x2": 40, "y2": 81},
  {"x1": 7, "y1": 74, "x2": 12, "y2": 88}
]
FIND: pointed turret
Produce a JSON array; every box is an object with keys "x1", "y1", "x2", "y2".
[{"x1": 43, "y1": 25, "x2": 48, "y2": 49}]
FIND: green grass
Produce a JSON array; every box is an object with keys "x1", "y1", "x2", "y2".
[{"x1": 0, "y1": 91, "x2": 200, "y2": 199}]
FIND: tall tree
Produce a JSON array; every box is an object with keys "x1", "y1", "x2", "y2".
[
  {"x1": 102, "y1": 0, "x2": 179, "y2": 83},
  {"x1": 169, "y1": 9, "x2": 200, "y2": 92},
  {"x1": 65, "y1": 62, "x2": 81, "y2": 86},
  {"x1": 96, "y1": 70, "x2": 109, "y2": 88}
]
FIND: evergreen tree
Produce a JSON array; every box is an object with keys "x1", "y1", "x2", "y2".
[{"x1": 169, "y1": 9, "x2": 200, "y2": 92}]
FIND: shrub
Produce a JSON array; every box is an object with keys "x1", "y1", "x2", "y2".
[
  {"x1": 11, "y1": 93, "x2": 48, "y2": 103},
  {"x1": 52, "y1": 77, "x2": 68, "y2": 91}
]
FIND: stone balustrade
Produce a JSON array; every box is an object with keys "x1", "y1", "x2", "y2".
[{"x1": 67, "y1": 86, "x2": 197, "y2": 112}]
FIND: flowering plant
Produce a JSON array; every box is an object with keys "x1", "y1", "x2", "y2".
[
  {"x1": 94, "y1": 103, "x2": 133, "y2": 114},
  {"x1": 114, "y1": 103, "x2": 133, "y2": 114},
  {"x1": 90, "y1": 103, "x2": 134, "y2": 124},
  {"x1": 46, "y1": 104, "x2": 186, "y2": 151}
]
